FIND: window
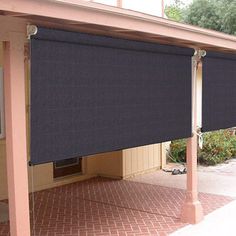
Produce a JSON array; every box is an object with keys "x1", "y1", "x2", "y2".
[
  {"x1": 53, "y1": 157, "x2": 82, "y2": 178},
  {"x1": 0, "y1": 67, "x2": 5, "y2": 139}
]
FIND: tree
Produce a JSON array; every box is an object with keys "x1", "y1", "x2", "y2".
[
  {"x1": 165, "y1": 0, "x2": 185, "y2": 22},
  {"x1": 165, "y1": 0, "x2": 236, "y2": 35},
  {"x1": 220, "y1": 0, "x2": 236, "y2": 35},
  {"x1": 184, "y1": 0, "x2": 221, "y2": 31}
]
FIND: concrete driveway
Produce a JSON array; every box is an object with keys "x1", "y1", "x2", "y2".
[
  {"x1": 171, "y1": 200, "x2": 236, "y2": 236},
  {"x1": 130, "y1": 159, "x2": 236, "y2": 198},
  {"x1": 130, "y1": 159, "x2": 236, "y2": 236}
]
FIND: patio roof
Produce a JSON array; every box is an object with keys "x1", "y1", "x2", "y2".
[{"x1": 0, "y1": 0, "x2": 236, "y2": 53}]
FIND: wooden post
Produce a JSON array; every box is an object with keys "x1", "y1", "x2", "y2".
[
  {"x1": 4, "y1": 32, "x2": 31, "y2": 236},
  {"x1": 180, "y1": 51, "x2": 204, "y2": 224}
]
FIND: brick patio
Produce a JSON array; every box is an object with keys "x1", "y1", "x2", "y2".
[{"x1": 0, "y1": 177, "x2": 233, "y2": 236}]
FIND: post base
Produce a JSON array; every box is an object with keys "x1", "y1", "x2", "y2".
[{"x1": 180, "y1": 200, "x2": 204, "y2": 224}]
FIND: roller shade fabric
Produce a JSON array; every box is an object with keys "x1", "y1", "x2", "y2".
[
  {"x1": 202, "y1": 51, "x2": 236, "y2": 132},
  {"x1": 30, "y1": 27, "x2": 193, "y2": 164}
]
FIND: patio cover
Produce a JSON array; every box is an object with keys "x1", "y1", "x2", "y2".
[
  {"x1": 202, "y1": 51, "x2": 236, "y2": 132},
  {"x1": 30, "y1": 27, "x2": 193, "y2": 164}
]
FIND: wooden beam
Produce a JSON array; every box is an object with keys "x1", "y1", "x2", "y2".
[
  {"x1": 0, "y1": 16, "x2": 26, "y2": 41},
  {"x1": 0, "y1": 0, "x2": 236, "y2": 51}
]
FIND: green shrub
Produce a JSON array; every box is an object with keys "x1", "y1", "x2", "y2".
[
  {"x1": 169, "y1": 139, "x2": 186, "y2": 163},
  {"x1": 199, "y1": 130, "x2": 232, "y2": 165},
  {"x1": 169, "y1": 130, "x2": 236, "y2": 165},
  {"x1": 229, "y1": 133, "x2": 236, "y2": 157}
]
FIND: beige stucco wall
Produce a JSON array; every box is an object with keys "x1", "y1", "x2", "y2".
[
  {"x1": 0, "y1": 42, "x2": 164, "y2": 200},
  {"x1": 85, "y1": 151, "x2": 123, "y2": 177},
  {"x1": 87, "y1": 144, "x2": 165, "y2": 179}
]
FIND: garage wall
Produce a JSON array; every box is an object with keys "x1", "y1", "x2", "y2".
[
  {"x1": 85, "y1": 145, "x2": 164, "y2": 179},
  {"x1": 85, "y1": 151, "x2": 123, "y2": 178},
  {"x1": 123, "y1": 144, "x2": 162, "y2": 178}
]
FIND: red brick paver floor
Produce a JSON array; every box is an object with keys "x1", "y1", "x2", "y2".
[{"x1": 0, "y1": 177, "x2": 234, "y2": 236}]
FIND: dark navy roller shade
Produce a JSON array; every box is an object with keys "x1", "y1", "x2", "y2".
[
  {"x1": 30, "y1": 27, "x2": 193, "y2": 164},
  {"x1": 202, "y1": 51, "x2": 236, "y2": 132}
]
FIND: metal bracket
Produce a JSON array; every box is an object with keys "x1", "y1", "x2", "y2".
[
  {"x1": 27, "y1": 25, "x2": 38, "y2": 40},
  {"x1": 192, "y1": 50, "x2": 206, "y2": 74},
  {"x1": 193, "y1": 129, "x2": 204, "y2": 149},
  {"x1": 194, "y1": 49, "x2": 206, "y2": 61}
]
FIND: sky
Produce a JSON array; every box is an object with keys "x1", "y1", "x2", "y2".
[
  {"x1": 92, "y1": 0, "x2": 193, "y2": 17},
  {"x1": 165, "y1": 0, "x2": 193, "y2": 6}
]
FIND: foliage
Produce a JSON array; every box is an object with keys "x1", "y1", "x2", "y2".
[
  {"x1": 169, "y1": 130, "x2": 236, "y2": 165},
  {"x1": 169, "y1": 139, "x2": 186, "y2": 163},
  {"x1": 165, "y1": 0, "x2": 236, "y2": 35},
  {"x1": 198, "y1": 130, "x2": 234, "y2": 165},
  {"x1": 165, "y1": 0, "x2": 185, "y2": 22},
  {"x1": 220, "y1": 0, "x2": 236, "y2": 35},
  {"x1": 183, "y1": 0, "x2": 221, "y2": 31}
]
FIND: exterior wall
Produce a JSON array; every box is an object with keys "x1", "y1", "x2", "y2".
[
  {"x1": 85, "y1": 151, "x2": 123, "y2": 178},
  {"x1": 86, "y1": 145, "x2": 165, "y2": 179},
  {"x1": 122, "y1": 144, "x2": 162, "y2": 178}
]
